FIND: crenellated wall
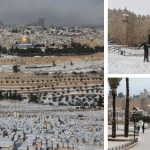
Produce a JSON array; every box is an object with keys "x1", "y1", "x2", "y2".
[{"x1": 109, "y1": 8, "x2": 150, "y2": 46}]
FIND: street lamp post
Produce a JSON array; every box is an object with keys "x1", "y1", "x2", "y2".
[
  {"x1": 133, "y1": 107, "x2": 137, "y2": 142},
  {"x1": 148, "y1": 104, "x2": 150, "y2": 114},
  {"x1": 116, "y1": 108, "x2": 119, "y2": 130},
  {"x1": 134, "y1": 112, "x2": 136, "y2": 141}
]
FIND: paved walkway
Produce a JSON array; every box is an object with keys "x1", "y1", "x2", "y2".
[
  {"x1": 108, "y1": 125, "x2": 135, "y2": 149},
  {"x1": 130, "y1": 129, "x2": 150, "y2": 150}
]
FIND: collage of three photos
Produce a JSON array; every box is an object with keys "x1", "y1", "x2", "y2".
[
  {"x1": 0, "y1": 0, "x2": 104, "y2": 150},
  {"x1": 0, "y1": 0, "x2": 150, "y2": 150}
]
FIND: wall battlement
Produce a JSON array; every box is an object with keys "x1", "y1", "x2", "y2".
[{"x1": 109, "y1": 8, "x2": 150, "y2": 46}]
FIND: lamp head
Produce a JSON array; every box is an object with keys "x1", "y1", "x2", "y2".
[{"x1": 133, "y1": 107, "x2": 137, "y2": 113}]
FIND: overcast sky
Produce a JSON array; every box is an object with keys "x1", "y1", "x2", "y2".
[
  {"x1": 115, "y1": 78, "x2": 150, "y2": 96},
  {"x1": 109, "y1": 0, "x2": 150, "y2": 15},
  {"x1": 0, "y1": 0, "x2": 103, "y2": 26}
]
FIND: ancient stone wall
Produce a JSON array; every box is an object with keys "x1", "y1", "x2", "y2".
[
  {"x1": 134, "y1": 17, "x2": 150, "y2": 46},
  {"x1": 108, "y1": 9, "x2": 128, "y2": 45},
  {"x1": 109, "y1": 8, "x2": 150, "y2": 46},
  {"x1": 108, "y1": 97, "x2": 150, "y2": 112}
]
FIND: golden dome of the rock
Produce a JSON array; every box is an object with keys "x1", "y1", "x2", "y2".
[{"x1": 20, "y1": 36, "x2": 30, "y2": 44}]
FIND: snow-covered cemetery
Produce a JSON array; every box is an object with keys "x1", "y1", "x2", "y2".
[
  {"x1": 0, "y1": 103, "x2": 103, "y2": 150},
  {"x1": 0, "y1": 1, "x2": 104, "y2": 149},
  {"x1": 0, "y1": 48, "x2": 103, "y2": 150},
  {"x1": 0, "y1": 21, "x2": 104, "y2": 150},
  {"x1": 0, "y1": 10, "x2": 104, "y2": 150}
]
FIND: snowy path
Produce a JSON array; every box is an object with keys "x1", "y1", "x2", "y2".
[
  {"x1": 130, "y1": 129, "x2": 150, "y2": 150},
  {"x1": 108, "y1": 53, "x2": 150, "y2": 74}
]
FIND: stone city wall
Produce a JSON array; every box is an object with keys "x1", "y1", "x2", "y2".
[
  {"x1": 108, "y1": 97, "x2": 150, "y2": 112},
  {"x1": 109, "y1": 8, "x2": 150, "y2": 46}
]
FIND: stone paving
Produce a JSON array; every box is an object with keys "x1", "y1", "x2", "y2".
[{"x1": 130, "y1": 129, "x2": 150, "y2": 150}]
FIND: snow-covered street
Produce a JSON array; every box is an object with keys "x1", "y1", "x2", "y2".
[
  {"x1": 108, "y1": 47, "x2": 150, "y2": 74},
  {"x1": 130, "y1": 129, "x2": 150, "y2": 150}
]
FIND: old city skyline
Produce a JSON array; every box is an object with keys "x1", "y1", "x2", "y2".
[{"x1": 109, "y1": 78, "x2": 150, "y2": 96}]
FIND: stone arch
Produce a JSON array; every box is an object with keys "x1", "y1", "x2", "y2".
[{"x1": 147, "y1": 30, "x2": 150, "y2": 44}]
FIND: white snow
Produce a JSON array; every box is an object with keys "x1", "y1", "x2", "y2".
[
  {"x1": 0, "y1": 108, "x2": 104, "y2": 150},
  {"x1": 108, "y1": 50, "x2": 150, "y2": 74},
  {"x1": 0, "y1": 60, "x2": 103, "y2": 74}
]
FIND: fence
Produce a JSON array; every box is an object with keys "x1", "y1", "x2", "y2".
[
  {"x1": 108, "y1": 138, "x2": 138, "y2": 150},
  {"x1": 109, "y1": 46, "x2": 143, "y2": 57},
  {"x1": 108, "y1": 46, "x2": 120, "y2": 54}
]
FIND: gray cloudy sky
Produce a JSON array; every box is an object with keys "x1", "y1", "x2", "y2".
[
  {"x1": 109, "y1": 0, "x2": 150, "y2": 15},
  {"x1": 0, "y1": 0, "x2": 103, "y2": 26},
  {"x1": 116, "y1": 78, "x2": 150, "y2": 96}
]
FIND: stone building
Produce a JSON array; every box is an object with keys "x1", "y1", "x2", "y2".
[
  {"x1": 108, "y1": 89, "x2": 150, "y2": 112},
  {"x1": 108, "y1": 97, "x2": 150, "y2": 112},
  {"x1": 15, "y1": 36, "x2": 35, "y2": 49},
  {"x1": 109, "y1": 8, "x2": 150, "y2": 46}
]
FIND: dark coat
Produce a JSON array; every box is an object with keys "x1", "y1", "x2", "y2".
[{"x1": 143, "y1": 44, "x2": 149, "y2": 55}]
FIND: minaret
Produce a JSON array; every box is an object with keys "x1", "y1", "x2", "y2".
[
  {"x1": 140, "y1": 89, "x2": 149, "y2": 111},
  {"x1": 122, "y1": 13, "x2": 129, "y2": 46}
]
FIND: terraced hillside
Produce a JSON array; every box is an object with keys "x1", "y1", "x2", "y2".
[{"x1": 0, "y1": 72, "x2": 103, "y2": 108}]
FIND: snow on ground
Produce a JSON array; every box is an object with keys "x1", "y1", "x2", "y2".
[
  {"x1": 121, "y1": 48, "x2": 143, "y2": 55},
  {"x1": 109, "y1": 45, "x2": 143, "y2": 55},
  {"x1": 108, "y1": 125, "x2": 136, "y2": 149},
  {"x1": 130, "y1": 129, "x2": 150, "y2": 150},
  {"x1": 0, "y1": 54, "x2": 18, "y2": 58},
  {"x1": 0, "y1": 60, "x2": 103, "y2": 74},
  {"x1": 0, "y1": 108, "x2": 104, "y2": 150},
  {"x1": 108, "y1": 53, "x2": 150, "y2": 74}
]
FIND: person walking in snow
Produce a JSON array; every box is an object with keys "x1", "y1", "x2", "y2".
[
  {"x1": 137, "y1": 125, "x2": 140, "y2": 134},
  {"x1": 142, "y1": 123, "x2": 145, "y2": 134},
  {"x1": 141, "y1": 42, "x2": 149, "y2": 62}
]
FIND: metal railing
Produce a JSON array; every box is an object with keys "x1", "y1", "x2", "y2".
[
  {"x1": 108, "y1": 138, "x2": 138, "y2": 150},
  {"x1": 108, "y1": 46, "x2": 143, "y2": 57},
  {"x1": 108, "y1": 46, "x2": 121, "y2": 54}
]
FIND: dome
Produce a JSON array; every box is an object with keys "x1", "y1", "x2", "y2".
[{"x1": 20, "y1": 36, "x2": 30, "y2": 44}]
